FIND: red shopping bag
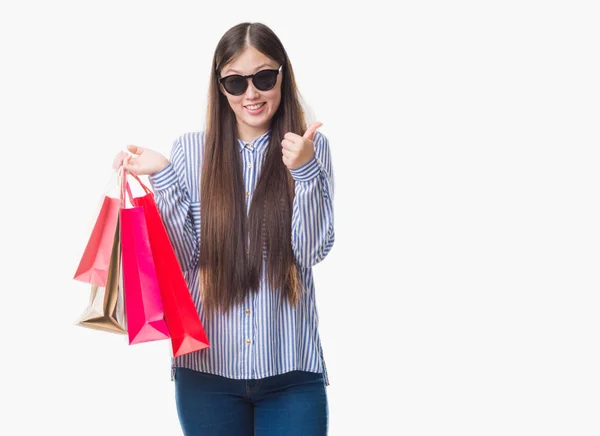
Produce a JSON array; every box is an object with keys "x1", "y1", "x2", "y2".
[
  {"x1": 73, "y1": 177, "x2": 120, "y2": 286},
  {"x1": 128, "y1": 173, "x2": 210, "y2": 356},
  {"x1": 120, "y1": 169, "x2": 170, "y2": 345}
]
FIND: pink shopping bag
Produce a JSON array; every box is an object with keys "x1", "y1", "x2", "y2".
[
  {"x1": 120, "y1": 169, "x2": 169, "y2": 345},
  {"x1": 128, "y1": 172, "x2": 210, "y2": 357}
]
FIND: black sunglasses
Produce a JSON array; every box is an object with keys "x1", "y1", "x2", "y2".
[{"x1": 218, "y1": 65, "x2": 283, "y2": 96}]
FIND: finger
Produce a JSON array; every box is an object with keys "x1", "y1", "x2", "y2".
[
  {"x1": 284, "y1": 132, "x2": 301, "y2": 142},
  {"x1": 123, "y1": 155, "x2": 133, "y2": 171},
  {"x1": 303, "y1": 121, "x2": 323, "y2": 140},
  {"x1": 281, "y1": 148, "x2": 294, "y2": 158},
  {"x1": 127, "y1": 144, "x2": 144, "y2": 155},
  {"x1": 281, "y1": 139, "x2": 296, "y2": 150},
  {"x1": 112, "y1": 152, "x2": 126, "y2": 170}
]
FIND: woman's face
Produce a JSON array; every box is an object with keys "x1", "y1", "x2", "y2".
[{"x1": 219, "y1": 46, "x2": 282, "y2": 140}]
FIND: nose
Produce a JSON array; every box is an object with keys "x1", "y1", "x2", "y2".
[{"x1": 244, "y1": 78, "x2": 260, "y2": 98}]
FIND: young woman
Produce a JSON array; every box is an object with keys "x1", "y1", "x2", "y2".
[{"x1": 113, "y1": 21, "x2": 335, "y2": 435}]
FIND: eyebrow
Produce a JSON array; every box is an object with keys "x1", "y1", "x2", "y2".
[{"x1": 224, "y1": 63, "x2": 274, "y2": 75}]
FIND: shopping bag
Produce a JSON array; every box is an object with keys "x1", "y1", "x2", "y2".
[
  {"x1": 75, "y1": 215, "x2": 127, "y2": 334},
  {"x1": 128, "y1": 172, "x2": 210, "y2": 356},
  {"x1": 120, "y1": 169, "x2": 169, "y2": 345},
  {"x1": 73, "y1": 174, "x2": 120, "y2": 286}
]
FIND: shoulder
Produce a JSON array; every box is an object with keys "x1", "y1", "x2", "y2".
[
  {"x1": 167, "y1": 131, "x2": 205, "y2": 180},
  {"x1": 314, "y1": 129, "x2": 328, "y2": 146},
  {"x1": 173, "y1": 131, "x2": 205, "y2": 151},
  {"x1": 313, "y1": 130, "x2": 331, "y2": 157},
  {"x1": 313, "y1": 130, "x2": 334, "y2": 177},
  {"x1": 170, "y1": 131, "x2": 206, "y2": 166}
]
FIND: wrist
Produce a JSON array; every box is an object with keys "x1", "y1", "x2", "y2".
[{"x1": 148, "y1": 161, "x2": 176, "y2": 191}]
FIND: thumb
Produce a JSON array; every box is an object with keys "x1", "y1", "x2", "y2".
[
  {"x1": 303, "y1": 121, "x2": 323, "y2": 140},
  {"x1": 127, "y1": 144, "x2": 144, "y2": 155}
]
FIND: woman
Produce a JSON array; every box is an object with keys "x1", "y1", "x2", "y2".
[{"x1": 113, "y1": 21, "x2": 335, "y2": 435}]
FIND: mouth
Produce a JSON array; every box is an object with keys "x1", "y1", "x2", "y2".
[{"x1": 244, "y1": 102, "x2": 266, "y2": 115}]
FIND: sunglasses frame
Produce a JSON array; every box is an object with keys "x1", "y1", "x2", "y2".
[{"x1": 218, "y1": 65, "x2": 283, "y2": 96}]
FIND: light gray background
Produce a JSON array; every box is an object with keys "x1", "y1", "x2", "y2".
[{"x1": 1, "y1": 1, "x2": 599, "y2": 435}]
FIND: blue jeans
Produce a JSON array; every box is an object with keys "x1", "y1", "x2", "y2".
[{"x1": 174, "y1": 367, "x2": 328, "y2": 435}]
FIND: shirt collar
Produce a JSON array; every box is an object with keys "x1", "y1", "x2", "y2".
[{"x1": 237, "y1": 129, "x2": 271, "y2": 154}]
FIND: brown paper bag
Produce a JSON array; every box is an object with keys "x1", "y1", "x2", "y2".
[{"x1": 75, "y1": 216, "x2": 127, "y2": 334}]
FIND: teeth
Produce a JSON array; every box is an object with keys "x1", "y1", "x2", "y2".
[{"x1": 246, "y1": 103, "x2": 264, "y2": 110}]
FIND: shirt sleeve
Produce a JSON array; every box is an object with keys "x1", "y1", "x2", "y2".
[
  {"x1": 288, "y1": 130, "x2": 335, "y2": 268},
  {"x1": 147, "y1": 136, "x2": 199, "y2": 272}
]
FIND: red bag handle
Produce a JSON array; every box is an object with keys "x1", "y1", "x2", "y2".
[{"x1": 120, "y1": 167, "x2": 152, "y2": 208}]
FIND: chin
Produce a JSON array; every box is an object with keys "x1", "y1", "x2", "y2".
[{"x1": 246, "y1": 115, "x2": 268, "y2": 125}]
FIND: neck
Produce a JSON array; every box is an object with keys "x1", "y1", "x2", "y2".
[{"x1": 237, "y1": 124, "x2": 269, "y2": 143}]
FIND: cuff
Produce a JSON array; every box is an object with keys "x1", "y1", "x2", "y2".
[
  {"x1": 289, "y1": 155, "x2": 321, "y2": 182},
  {"x1": 148, "y1": 163, "x2": 177, "y2": 191}
]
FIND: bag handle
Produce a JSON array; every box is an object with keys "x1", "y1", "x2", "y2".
[
  {"x1": 118, "y1": 166, "x2": 152, "y2": 208},
  {"x1": 127, "y1": 171, "x2": 152, "y2": 195},
  {"x1": 119, "y1": 167, "x2": 131, "y2": 208}
]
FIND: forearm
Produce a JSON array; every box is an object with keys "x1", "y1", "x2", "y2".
[
  {"x1": 148, "y1": 141, "x2": 199, "y2": 272},
  {"x1": 290, "y1": 132, "x2": 335, "y2": 268}
]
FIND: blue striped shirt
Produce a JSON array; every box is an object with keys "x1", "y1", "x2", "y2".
[{"x1": 147, "y1": 128, "x2": 335, "y2": 385}]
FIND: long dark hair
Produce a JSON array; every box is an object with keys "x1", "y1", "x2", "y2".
[{"x1": 199, "y1": 22, "x2": 308, "y2": 315}]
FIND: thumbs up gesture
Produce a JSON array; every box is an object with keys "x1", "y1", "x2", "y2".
[{"x1": 281, "y1": 122, "x2": 323, "y2": 170}]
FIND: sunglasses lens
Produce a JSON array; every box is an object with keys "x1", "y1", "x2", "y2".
[
  {"x1": 221, "y1": 69, "x2": 279, "y2": 95},
  {"x1": 223, "y1": 76, "x2": 247, "y2": 95},
  {"x1": 254, "y1": 70, "x2": 277, "y2": 91}
]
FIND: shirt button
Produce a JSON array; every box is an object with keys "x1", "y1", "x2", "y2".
[
  {"x1": 246, "y1": 191, "x2": 250, "y2": 197},
  {"x1": 245, "y1": 309, "x2": 251, "y2": 315},
  {"x1": 248, "y1": 163, "x2": 252, "y2": 168},
  {"x1": 246, "y1": 339, "x2": 251, "y2": 344}
]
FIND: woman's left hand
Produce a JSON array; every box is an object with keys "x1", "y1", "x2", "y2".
[{"x1": 281, "y1": 122, "x2": 323, "y2": 170}]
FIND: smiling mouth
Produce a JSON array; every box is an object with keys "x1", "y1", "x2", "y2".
[{"x1": 245, "y1": 103, "x2": 265, "y2": 110}]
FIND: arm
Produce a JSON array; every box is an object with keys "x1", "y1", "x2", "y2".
[
  {"x1": 289, "y1": 131, "x2": 335, "y2": 268},
  {"x1": 148, "y1": 137, "x2": 199, "y2": 272}
]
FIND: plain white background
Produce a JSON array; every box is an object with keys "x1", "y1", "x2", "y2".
[{"x1": 1, "y1": 1, "x2": 599, "y2": 435}]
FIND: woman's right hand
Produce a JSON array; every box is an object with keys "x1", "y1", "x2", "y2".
[{"x1": 112, "y1": 145, "x2": 170, "y2": 176}]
